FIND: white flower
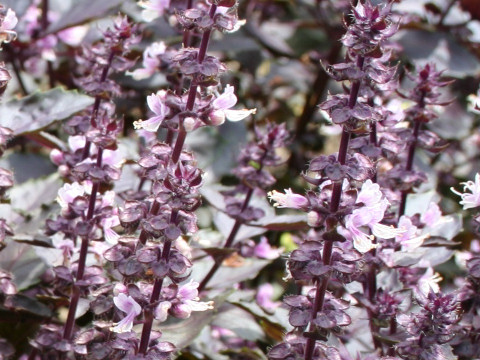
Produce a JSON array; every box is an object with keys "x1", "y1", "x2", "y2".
[
  {"x1": 172, "y1": 281, "x2": 214, "y2": 318},
  {"x1": 0, "y1": 8, "x2": 17, "y2": 45},
  {"x1": 215, "y1": 6, "x2": 246, "y2": 33},
  {"x1": 420, "y1": 202, "x2": 442, "y2": 227},
  {"x1": 101, "y1": 215, "x2": 120, "y2": 244},
  {"x1": 396, "y1": 215, "x2": 426, "y2": 250},
  {"x1": 267, "y1": 188, "x2": 308, "y2": 209},
  {"x1": 110, "y1": 293, "x2": 142, "y2": 333},
  {"x1": 56, "y1": 182, "x2": 87, "y2": 212},
  {"x1": 451, "y1": 173, "x2": 480, "y2": 210},
  {"x1": 209, "y1": 85, "x2": 256, "y2": 125},
  {"x1": 417, "y1": 267, "x2": 442, "y2": 295},
  {"x1": 133, "y1": 90, "x2": 169, "y2": 132},
  {"x1": 355, "y1": 179, "x2": 382, "y2": 207},
  {"x1": 345, "y1": 197, "x2": 404, "y2": 253},
  {"x1": 154, "y1": 301, "x2": 172, "y2": 322},
  {"x1": 57, "y1": 25, "x2": 89, "y2": 46},
  {"x1": 127, "y1": 41, "x2": 166, "y2": 80},
  {"x1": 138, "y1": 0, "x2": 171, "y2": 22}
]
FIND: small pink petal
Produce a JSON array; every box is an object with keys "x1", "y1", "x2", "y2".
[
  {"x1": 58, "y1": 25, "x2": 89, "y2": 46},
  {"x1": 213, "y1": 85, "x2": 237, "y2": 110}
]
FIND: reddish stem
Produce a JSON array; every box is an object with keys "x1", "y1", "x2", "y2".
[
  {"x1": 171, "y1": 4, "x2": 217, "y2": 164},
  {"x1": 304, "y1": 55, "x2": 364, "y2": 360},
  {"x1": 138, "y1": 224, "x2": 174, "y2": 354},
  {"x1": 63, "y1": 149, "x2": 103, "y2": 340}
]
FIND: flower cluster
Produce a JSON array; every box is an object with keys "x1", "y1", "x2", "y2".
[
  {"x1": 396, "y1": 291, "x2": 461, "y2": 359},
  {"x1": 27, "y1": 16, "x2": 140, "y2": 358},
  {"x1": 94, "y1": 0, "x2": 256, "y2": 356}
]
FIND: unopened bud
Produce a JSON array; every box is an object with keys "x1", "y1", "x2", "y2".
[
  {"x1": 307, "y1": 211, "x2": 321, "y2": 227},
  {"x1": 209, "y1": 110, "x2": 225, "y2": 126},
  {"x1": 184, "y1": 117, "x2": 196, "y2": 132}
]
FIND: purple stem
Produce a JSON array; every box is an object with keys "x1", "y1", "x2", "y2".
[
  {"x1": 27, "y1": 348, "x2": 38, "y2": 360},
  {"x1": 198, "y1": 188, "x2": 254, "y2": 292},
  {"x1": 138, "y1": 212, "x2": 176, "y2": 354},
  {"x1": 366, "y1": 105, "x2": 382, "y2": 352},
  {"x1": 167, "y1": 0, "x2": 195, "y2": 145},
  {"x1": 171, "y1": 4, "x2": 217, "y2": 164},
  {"x1": 199, "y1": 133, "x2": 273, "y2": 291},
  {"x1": 82, "y1": 51, "x2": 116, "y2": 160},
  {"x1": 139, "y1": 200, "x2": 160, "y2": 245},
  {"x1": 63, "y1": 149, "x2": 103, "y2": 340},
  {"x1": 390, "y1": 91, "x2": 426, "y2": 354},
  {"x1": 398, "y1": 91, "x2": 425, "y2": 218},
  {"x1": 40, "y1": 0, "x2": 55, "y2": 89},
  {"x1": 304, "y1": 55, "x2": 364, "y2": 360},
  {"x1": 182, "y1": 0, "x2": 194, "y2": 47},
  {"x1": 8, "y1": 47, "x2": 28, "y2": 95}
]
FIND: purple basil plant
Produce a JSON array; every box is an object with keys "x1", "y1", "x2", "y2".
[{"x1": 1, "y1": 0, "x2": 480, "y2": 359}]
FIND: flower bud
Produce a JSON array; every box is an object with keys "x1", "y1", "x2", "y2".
[
  {"x1": 184, "y1": 117, "x2": 196, "y2": 132},
  {"x1": 50, "y1": 149, "x2": 65, "y2": 166},
  {"x1": 209, "y1": 109, "x2": 225, "y2": 126},
  {"x1": 307, "y1": 211, "x2": 321, "y2": 227}
]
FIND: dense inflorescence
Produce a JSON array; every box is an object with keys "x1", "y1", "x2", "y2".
[{"x1": 1, "y1": 0, "x2": 480, "y2": 359}]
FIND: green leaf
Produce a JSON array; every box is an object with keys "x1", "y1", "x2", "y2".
[
  {"x1": 280, "y1": 232, "x2": 298, "y2": 252},
  {"x1": 1, "y1": 88, "x2": 94, "y2": 136}
]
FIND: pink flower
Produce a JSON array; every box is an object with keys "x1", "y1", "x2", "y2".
[
  {"x1": 156, "y1": 281, "x2": 214, "y2": 321},
  {"x1": 133, "y1": 90, "x2": 169, "y2": 132},
  {"x1": 345, "y1": 180, "x2": 405, "y2": 253},
  {"x1": 110, "y1": 293, "x2": 142, "y2": 333},
  {"x1": 346, "y1": 199, "x2": 403, "y2": 253},
  {"x1": 57, "y1": 25, "x2": 89, "y2": 46},
  {"x1": 451, "y1": 173, "x2": 480, "y2": 210},
  {"x1": 154, "y1": 301, "x2": 172, "y2": 322},
  {"x1": 417, "y1": 268, "x2": 442, "y2": 295},
  {"x1": 100, "y1": 190, "x2": 116, "y2": 208},
  {"x1": 155, "y1": 280, "x2": 213, "y2": 322},
  {"x1": 209, "y1": 85, "x2": 256, "y2": 125},
  {"x1": 55, "y1": 135, "x2": 123, "y2": 168},
  {"x1": 0, "y1": 8, "x2": 17, "y2": 45},
  {"x1": 267, "y1": 188, "x2": 308, "y2": 209},
  {"x1": 56, "y1": 182, "x2": 88, "y2": 212},
  {"x1": 355, "y1": 179, "x2": 382, "y2": 207},
  {"x1": 254, "y1": 237, "x2": 282, "y2": 259},
  {"x1": 173, "y1": 281, "x2": 214, "y2": 318},
  {"x1": 420, "y1": 202, "x2": 442, "y2": 227},
  {"x1": 138, "y1": 0, "x2": 171, "y2": 22},
  {"x1": 68, "y1": 135, "x2": 87, "y2": 152},
  {"x1": 396, "y1": 215, "x2": 426, "y2": 250},
  {"x1": 101, "y1": 215, "x2": 120, "y2": 244},
  {"x1": 128, "y1": 41, "x2": 166, "y2": 80},
  {"x1": 256, "y1": 283, "x2": 281, "y2": 311}
]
